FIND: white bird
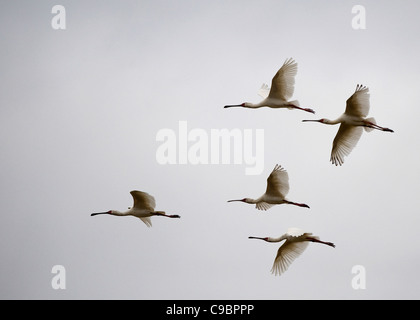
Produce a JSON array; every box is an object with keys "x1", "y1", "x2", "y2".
[
  {"x1": 91, "y1": 190, "x2": 180, "y2": 227},
  {"x1": 227, "y1": 164, "x2": 309, "y2": 210},
  {"x1": 303, "y1": 84, "x2": 394, "y2": 166},
  {"x1": 249, "y1": 227, "x2": 335, "y2": 276},
  {"x1": 224, "y1": 58, "x2": 315, "y2": 113}
]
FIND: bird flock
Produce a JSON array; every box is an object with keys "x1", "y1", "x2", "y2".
[{"x1": 92, "y1": 58, "x2": 394, "y2": 276}]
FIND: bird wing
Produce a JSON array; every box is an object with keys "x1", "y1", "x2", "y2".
[
  {"x1": 258, "y1": 83, "x2": 270, "y2": 99},
  {"x1": 139, "y1": 217, "x2": 152, "y2": 228},
  {"x1": 265, "y1": 164, "x2": 290, "y2": 198},
  {"x1": 130, "y1": 190, "x2": 156, "y2": 211},
  {"x1": 345, "y1": 84, "x2": 370, "y2": 118},
  {"x1": 271, "y1": 239, "x2": 309, "y2": 276},
  {"x1": 268, "y1": 58, "x2": 297, "y2": 101},
  {"x1": 255, "y1": 202, "x2": 275, "y2": 211},
  {"x1": 286, "y1": 227, "x2": 305, "y2": 237},
  {"x1": 330, "y1": 124, "x2": 363, "y2": 166}
]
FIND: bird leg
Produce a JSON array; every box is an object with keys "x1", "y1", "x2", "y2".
[
  {"x1": 284, "y1": 200, "x2": 310, "y2": 209},
  {"x1": 286, "y1": 104, "x2": 315, "y2": 114},
  {"x1": 153, "y1": 211, "x2": 181, "y2": 218},
  {"x1": 306, "y1": 236, "x2": 335, "y2": 248},
  {"x1": 363, "y1": 120, "x2": 394, "y2": 132},
  {"x1": 166, "y1": 214, "x2": 181, "y2": 218}
]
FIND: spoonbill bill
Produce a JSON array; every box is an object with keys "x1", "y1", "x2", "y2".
[
  {"x1": 91, "y1": 190, "x2": 180, "y2": 227},
  {"x1": 224, "y1": 58, "x2": 315, "y2": 113},
  {"x1": 303, "y1": 84, "x2": 394, "y2": 166},
  {"x1": 249, "y1": 227, "x2": 335, "y2": 276},
  {"x1": 227, "y1": 164, "x2": 310, "y2": 210}
]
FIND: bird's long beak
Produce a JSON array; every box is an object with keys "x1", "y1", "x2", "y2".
[
  {"x1": 227, "y1": 199, "x2": 243, "y2": 202},
  {"x1": 248, "y1": 236, "x2": 266, "y2": 240},
  {"x1": 224, "y1": 104, "x2": 242, "y2": 108},
  {"x1": 302, "y1": 119, "x2": 320, "y2": 122},
  {"x1": 91, "y1": 212, "x2": 108, "y2": 216}
]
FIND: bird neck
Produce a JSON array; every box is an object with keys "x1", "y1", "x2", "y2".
[
  {"x1": 324, "y1": 118, "x2": 342, "y2": 125},
  {"x1": 110, "y1": 210, "x2": 128, "y2": 216},
  {"x1": 244, "y1": 101, "x2": 264, "y2": 108},
  {"x1": 245, "y1": 198, "x2": 259, "y2": 204}
]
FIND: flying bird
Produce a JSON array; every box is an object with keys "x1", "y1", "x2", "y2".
[
  {"x1": 249, "y1": 227, "x2": 335, "y2": 276},
  {"x1": 303, "y1": 84, "x2": 394, "y2": 166},
  {"x1": 224, "y1": 58, "x2": 315, "y2": 113},
  {"x1": 91, "y1": 190, "x2": 180, "y2": 227},
  {"x1": 227, "y1": 164, "x2": 309, "y2": 210}
]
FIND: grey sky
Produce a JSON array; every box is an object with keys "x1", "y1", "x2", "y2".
[{"x1": 1, "y1": 0, "x2": 419, "y2": 299}]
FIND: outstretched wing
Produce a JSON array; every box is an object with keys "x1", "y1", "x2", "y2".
[
  {"x1": 265, "y1": 164, "x2": 290, "y2": 199},
  {"x1": 256, "y1": 202, "x2": 275, "y2": 211},
  {"x1": 286, "y1": 227, "x2": 306, "y2": 237},
  {"x1": 258, "y1": 83, "x2": 270, "y2": 99},
  {"x1": 271, "y1": 239, "x2": 309, "y2": 276},
  {"x1": 330, "y1": 124, "x2": 363, "y2": 166},
  {"x1": 345, "y1": 84, "x2": 370, "y2": 118},
  {"x1": 139, "y1": 217, "x2": 152, "y2": 228},
  {"x1": 130, "y1": 190, "x2": 156, "y2": 211},
  {"x1": 268, "y1": 58, "x2": 298, "y2": 101}
]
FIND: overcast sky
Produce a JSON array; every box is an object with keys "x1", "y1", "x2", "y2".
[{"x1": 1, "y1": 0, "x2": 420, "y2": 299}]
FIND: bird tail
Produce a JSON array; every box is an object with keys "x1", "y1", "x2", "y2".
[
  {"x1": 287, "y1": 100, "x2": 300, "y2": 108},
  {"x1": 364, "y1": 117, "x2": 376, "y2": 132}
]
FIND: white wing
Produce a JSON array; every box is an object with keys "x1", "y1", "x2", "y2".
[
  {"x1": 255, "y1": 165, "x2": 289, "y2": 211},
  {"x1": 271, "y1": 240, "x2": 309, "y2": 276},
  {"x1": 286, "y1": 227, "x2": 305, "y2": 237},
  {"x1": 330, "y1": 124, "x2": 363, "y2": 166},
  {"x1": 130, "y1": 190, "x2": 156, "y2": 211},
  {"x1": 265, "y1": 164, "x2": 290, "y2": 198},
  {"x1": 345, "y1": 84, "x2": 370, "y2": 118},
  {"x1": 256, "y1": 202, "x2": 275, "y2": 211},
  {"x1": 258, "y1": 83, "x2": 270, "y2": 99},
  {"x1": 268, "y1": 58, "x2": 297, "y2": 101},
  {"x1": 140, "y1": 217, "x2": 152, "y2": 227}
]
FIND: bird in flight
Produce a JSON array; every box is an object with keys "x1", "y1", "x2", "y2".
[
  {"x1": 249, "y1": 227, "x2": 335, "y2": 276},
  {"x1": 91, "y1": 190, "x2": 180, "y2": 227},
  {"x1": 303, "y1": 84, "x2": 394, "y2": 166},
  {"x1": 227, "y1": 164, "x2": 310, "y2": 210},
  {"x1": 224, "y1": 58, "x2": 315, "y2": 113}
]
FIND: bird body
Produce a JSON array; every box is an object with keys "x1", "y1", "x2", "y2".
[
  {"x1": 224, "y1": 58, "x2": 315, "y2": 114},
  {"x1": 235, "y1": 98, "x2": 301, "y2": 110},
  {"x1": 227, "y1": 164, "x2": 309, "y2": 210},
  {"x1": 303, "y1": 84, "x2": 393, "y2": 165},
  {"x1": 91, "y1": 190, "x2": 180, "y2": 227},
  {"x1": 249, "y1": 227, "x2": 335, "y2": 276}
]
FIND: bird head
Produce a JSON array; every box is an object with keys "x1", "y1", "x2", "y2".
[
  {"x1": 224, "y1": 102, "x2": 247, "y2": 108},
  {"x1": 227, "y1": 198, "x2": 251, "y2": 203},
  {"x1": 248, "y1": 236, "x2": 269, "y2": 242},
  {"x1": 302, "y1": 118, "x2": 328, "y2": 124},
  {"x1": 91, "y1": 210, "x2": 113, "y2": 216}
]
